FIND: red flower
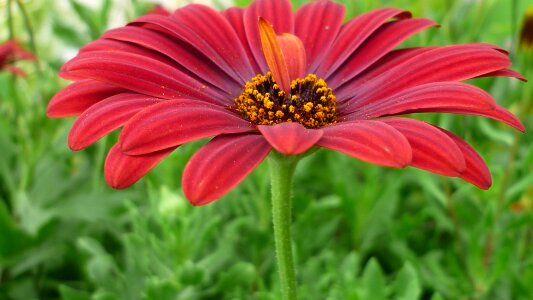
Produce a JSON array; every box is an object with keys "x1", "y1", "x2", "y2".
[
  {"x1": 520, "y1": 5, "x2": 533, "y2": 50},
  {"x1": 0, "y1": 40, "x2": 35, "y2": 76},
  {"x1": 47, "y1": 0, "x2": 525, "y2": 206}
]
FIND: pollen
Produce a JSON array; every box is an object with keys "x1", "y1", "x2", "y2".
[{"x1": 233, "y1": 72, "x2": 337, "y2": 128}]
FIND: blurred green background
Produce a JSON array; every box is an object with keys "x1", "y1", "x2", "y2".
[{"x1": 1, "y1": 0, "x2": 532, "y2": 299}]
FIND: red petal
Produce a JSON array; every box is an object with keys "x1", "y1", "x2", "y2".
[
  {"x1": 61, "y1": 51, "x2": 228, "y2": 104},
  {"x1": 345, "y1": 82, "x2": 525, "y2": 131},
  {"x1": 295, "y1": 0, "x2": 345, "y2": 73},
  {"x1": 172, "y1": 4, "x2": 255, "y2": 82},
  {"x1": 334, "y1": 47, "x2": 436, "y2": 95},
  {"x1": 68, "y1": 93, "x2": 162, "y2": 150},
  {"x1": 183, "y1": 134, "x2": 271, "y2": 206},
  {"x1": 257, "y1": 17, "x2": 306, "y2": 89},
  {"x1": 102, "y1": 26, "x2": 242, "y2": 95},
  {"x1": 130, "y1": 14, "x2": 248, "y2": 83},
  {"x1": 476, "y1": 69, "x2": 527, "y2": 82},
  {"x1": 317, "y1": 120, "x2": 412, "y2": 167},
  {"x1": 119, "y1": 99, "x2": 254, "y2": 155},
  {"x1": 338, "y1": 44, "x2": 512, "y2": 106},
  {"x1": 328, "y1": 18, "x2": 438, "y2": 87},
  {"x1": 222, "y1": 7, "x2": 263, "y2": 73},
  {"x1": 381, "y1": 118, "x2": 465, "y2": 176},
  {"x1": 47, "y1": 80, "x2": 125, "y2": 117},
  {"x1": 348, "y1": 82, "x2": 492, "y2": 117},
  {"x1": 421, "y1": 106, "x2": 525, "y2": 132},
  {"x1": 471, "y1": 42, "x2": 509, "y2": 54},
  {"x1": 438, "y1": 129, "x2": 492, "y2": 189},
  {"x1": 77, "y1": 38, "x2": 235, "y2": 98},
  {"x1": 244, "y1": 0, "x2": 294, "y2": 74},
  {"x1": 335, "y1": 42, "x2": 514, "y2": 101},
  {"x1": 258, "y1": 122, "x2": 323, "y2": 155},
  {"x1": 77, "y1": 38, "x2": 175, "y2": 66},
  {"x1": 316, "y1": 8, "x2": 412, "y2": 77},
  {"x1": 277, "y1": 33, "x2": 306, "y2": 82},
  {"x1": 258, "y1": 18, "x2": 291, "y2": 92},
  {"x1": 105, "y1": 143, "x2": 176, "y2": 189}
]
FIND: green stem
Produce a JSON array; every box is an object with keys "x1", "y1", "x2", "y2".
[
  {"x1": 7, "y1": 0, "x2": 14, "y2": 40},
  {"x1": 14, "y1": 0, "x2": 41, "y2": 73},
  {"x1": 268, "y1": 152, "x2": 299, "y2": 300}
]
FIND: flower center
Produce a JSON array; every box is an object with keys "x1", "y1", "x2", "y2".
[{"x1": 233, "y1": 72, "x2": 337, "y2": 128}]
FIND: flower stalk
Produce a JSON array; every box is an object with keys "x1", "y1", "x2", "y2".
[{"x1": 268, "y1": 151, "x2": 299, "y2": 300}]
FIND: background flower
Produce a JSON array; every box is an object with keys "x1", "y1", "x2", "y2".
[
  {"x1": 520, "y1": 5, "x2": 533, "y2": 50},
  {"x1": 0, "y1": 40, "x2": 35, "y2": 76}
]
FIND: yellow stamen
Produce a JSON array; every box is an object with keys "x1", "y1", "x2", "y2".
[{"x1": 232, "y1": 73, "x2": 336, "y2": 128}]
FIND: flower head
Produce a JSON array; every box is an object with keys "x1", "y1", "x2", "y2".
[
  {"x1": 0, "y1": 40, "x2": 35, "y2": 76},
  {"x1": 520, "y1": 5, "x2": 533, "y2": 50},
  {"x1": 48, "y1": 0, "x2": 525, "y2": 205}
]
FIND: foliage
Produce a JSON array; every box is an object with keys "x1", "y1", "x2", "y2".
[{"x1": 0, "y1": 0, "x2": 532, "y2": 299}]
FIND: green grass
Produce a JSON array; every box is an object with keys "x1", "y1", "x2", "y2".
[{"x1": 1, "y1": 0, "x2": 532, "y2": 299}]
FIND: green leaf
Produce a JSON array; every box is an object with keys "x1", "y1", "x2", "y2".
[
  {"x1": 0, "y1": 201, "x2": 33, "y2": 264},
  {"x1": 143, "y1": 278, "x2": 181, "y2": 300},
  {"x1": 393, "y1": 262, "x2": 421, "y2": 300},
  {"x1": 52, "y1": 20, "x2": 89, "y2": 47},
  {"x1": 430, "y1": 292, "x2": 445, "y2": 300},
  {"x1": 359, "y1": 258, "x2": 387, "y2": 300},
  {"x1": 68, "y1": 0, "x2": 101, "y2": 39},
  {"x1": 233, "y1": 0, "x2": 253, "y2": 7},
  {"x1": 217, "y1": 262, "x2": 256, "y2": 290},
  {"x1": 477, "y1": 118, "x2": 514, "y2": 146},
  {"x1": 77, "y1": 237, "x2": 117, "y2": 284},
  {"x1": 12, "y1": 191, "x2": 54, "y2": 235},
  {"x1": 180, "y1": 260, "x2": 204, "y2": 286},
  {"x1": 59, "y1": 285, "x2": 90, "y2": 300},
  {"x1": 505, "y1": 173, "x2": 533, "y2": 202},
  {"x1": 99, "y1": 0, "x2": 112, "y2": 28}
]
